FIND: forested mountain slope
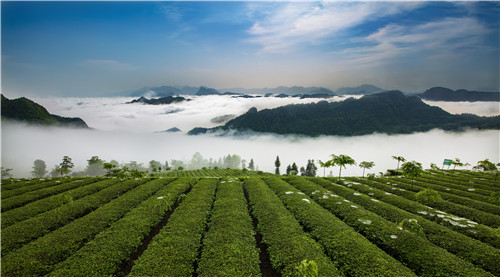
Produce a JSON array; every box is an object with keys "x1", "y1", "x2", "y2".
[{"x1": 189, "y1": 91, "x2": 499, "y2": 136}]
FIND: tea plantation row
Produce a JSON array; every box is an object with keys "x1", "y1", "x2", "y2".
[{"x1": 1, "y1": 170, "x2": 498, "y2": 276}]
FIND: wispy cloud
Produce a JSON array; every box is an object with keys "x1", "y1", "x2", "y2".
[
  {"x1": 160, "y1": 4, "x2": 183, "y2": 22},
  {"x1": 341, "y1": 17, "x2": 492, "y2": 65},
  {"x1": 247, "y1": 2, "x2": 421, "y2": 53},
  {"x1": 79, "y1": 59, "x2": 135, "y2": 71}
]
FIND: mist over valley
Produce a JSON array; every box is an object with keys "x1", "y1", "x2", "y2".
[{"x1": 2, "y1": 94, "x2": 498, "y2": 177}]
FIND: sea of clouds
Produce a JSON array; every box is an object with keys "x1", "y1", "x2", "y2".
[{"x1": 2, "y1": 95, "x2": 499, "y2": 177}]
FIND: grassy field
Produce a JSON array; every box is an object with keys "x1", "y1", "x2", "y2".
[{"x1": 1, "y1": 170, "x2": 499, "y2": 276}]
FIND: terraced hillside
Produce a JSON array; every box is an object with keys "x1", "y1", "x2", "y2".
[{"x1": 1, "y1": 170, "x2": 499, "y2": 276}]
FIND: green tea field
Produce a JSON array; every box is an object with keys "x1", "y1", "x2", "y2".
[{"x1": 1, "y1": 170, "x2": 499, "y2": 276}]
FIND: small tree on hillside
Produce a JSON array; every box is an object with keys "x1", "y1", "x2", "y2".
[
  {"x1": 331, "y1": 154, "x2": 356, "y2": 180},
  {"x1": 103, "y1": 162, "x2": 117, "y2": 176},
  {"x1": 275, "y1": 156, "x2": 281, "y2": 175},
  {"x1": 392, "y1": 156, "x2": 406, "y2": 170},
  {"x1": 149, "y1": 160, "x2": 162, "y2": 173},
  {"x1": 474, "y1": 159, "x2": 497, "y2": 171},
  {"x1": 291, "y1": 162, "x2": 298, "y2": 175},
  {"x1": 248, "y1": 159, "x2": 255, "y2": 171},
  {"x1": 86, "y1": 156, "x2": 105, "y2": 176},
  {"x1": 451, "y1": 158, "x2": 463, "y2": 170},
  {"x1": 430, "y1": 163, "x2": 439, "y2": 170},
  {"x1": 359, "y1": 161, "x2": 375, "y2": 178},
  {"x1": 318, "y1": 160, "x2": 333, "y2": 177},
  {"x1": 305, "y1": 160, "x2": 317, "y2": 177},
  {"x1": 401, "y1": 161, "x2": 423, "y2": 188},
  {"x1": 57, "y1": 156, "x2": 74, "y2": 176},
  {"x1": 1, "y1": 167, "x2": 13, "y2": 179},
  {"x1": 32, "y1": 159, "x2": 48, "y2": 178}
]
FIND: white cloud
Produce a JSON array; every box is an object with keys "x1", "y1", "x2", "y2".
[
  {"x1": 3, "y1": 96, "x2": 498, "y2": 178},
  {"x1": 79, "y1": 59, "x2": 135, "y2": 71},
  {"x1": 342, "y1": 17, "x2": 491, "y2": 65},
  {"x1": 2, "y1": 122, "x2": 498, "y2": 178},
  {"x1": 247, "y1": 2, "x2": 421, "y2": 53},
  {"x1": 29, "y1": 95, "x2": 353, "y2": 133},
  {"x1": 423, "y1": 100, "x2": 500, "y2": 116}
]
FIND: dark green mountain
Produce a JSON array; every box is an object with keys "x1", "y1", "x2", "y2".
[
  {"x1": 188, "y1": 91, "x2": 499, "y2": 136},
  {"x1": 419, "y1": 87, "x2": 500, "y2": 102},
  {"x1": 127, "y1": 96, "x2": 189, "y2": 105},
  {"x1": 1, "y1": 95, "x2": 89, "y2": 128}
]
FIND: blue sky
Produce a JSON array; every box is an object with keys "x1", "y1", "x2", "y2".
[{"x1": 2, "y1": 1, "x2": 499, "y2": 96}]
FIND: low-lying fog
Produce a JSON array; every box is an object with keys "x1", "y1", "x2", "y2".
[
  {"x1": 2, "y1": 95, "x2": 499, "y2": 177},
  {"x1": 31, "y1": 95, "x2": 366, "y2": 133}
]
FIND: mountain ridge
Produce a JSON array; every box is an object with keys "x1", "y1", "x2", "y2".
[
  {"x1": 418, "y1": 87, "x2": 500, "y2": 102},
  {"x1": 1, "y1": 95, "x2": 89, "y2": 128},
  {"x1": 127, "y1": 96, "x2": 189, "y2": 105},
  {"x1": 188, "y1": 91, "x2": 499, "y2": 136}
]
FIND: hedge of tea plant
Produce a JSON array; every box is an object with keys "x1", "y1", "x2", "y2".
[
  {"x1": 310, "y1": 177, "x2": 500, "y2": 276},
  {"x1": 48, "y1": 177, "x2": 192, "y2": 276},
  {"x1": 263, "y1": 177, "x2": 416, "y2": 277},
  {"x1": 285, "y1": 177, "x2": 493, "y2": 277},
  {"x1": 129, "y1": 178, "x2": 217, "y2": 276},
  {"x1": 2, "y1": 178, "x2": 147, "y2": 256},
  {"x1": 244, "y1": 177, "x2": 342, "y2": 277},
  {"x1": 2, "y1": 177, "x2": 112, "y2": 228},
  {"x1": 346, "y1": 177, "x2": 500, "y2": 249},
  {"x1": 2, "y1": 178, "x2": 161, "y2": 276},
  {"x1": 197, "y1": 179, "x2": 261, "y2": 276}
]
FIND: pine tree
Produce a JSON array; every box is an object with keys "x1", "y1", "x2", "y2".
[
  {"x1": 291, "y1": 162, "x2": 298, "y2": 175},
  {"x1": 300, "y1": 166, "x2": 306, "y2": 176},
  {"x1": 305, "y1": 159, "x2": 317, "y2": 177},
  {"x1": 275, "y1": 156, "x2": 281, "y2": 175},
  {"x1": 248, "y1": 159, "x2": 255, "y2": 171}
]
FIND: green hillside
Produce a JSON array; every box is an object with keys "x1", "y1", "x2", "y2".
[
  {"x1": 189, "y1": 91, "x2": 500, "y2": 136},
  {"x1": 1, "y1": 170, "x2": 499, "y2": 276},
  {"x1": 1, "y1": 95, "x2": 88, "y2": 128}
]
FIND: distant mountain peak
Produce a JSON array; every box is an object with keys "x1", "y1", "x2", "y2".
[
  {"x1": 164, "y1": 127, "x2": 182, "y2": 132},
  {"x1": 419, "y1": 87, "x2": 499, "y2": 102},
  {"x1": 196, "y1": 86, "x2": 220, "y2": 96},
  {"x1": 127, "y1": 96, "x2": 189, "y2": 105},
  {"x1": 336, "y1": 84, "x2": 384, "y2": 95}
]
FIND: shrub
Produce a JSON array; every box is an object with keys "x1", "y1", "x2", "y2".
[
  {"x1": 386, "y1": 169, "x2": 403, "y2": 176},
  {"x1": 399, "y1": 219, "x2": 426, "y2": 239},
  {"x1": 415, "y1": 189, "x2": 442, "y2": 205}
]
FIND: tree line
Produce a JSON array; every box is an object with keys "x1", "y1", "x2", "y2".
[
  {"x1": 1, "y1": 153, "x2": 498, "y2": 179},
  {"x1": 1, "y1": 153, "x2": 259, "y2": 179}
]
